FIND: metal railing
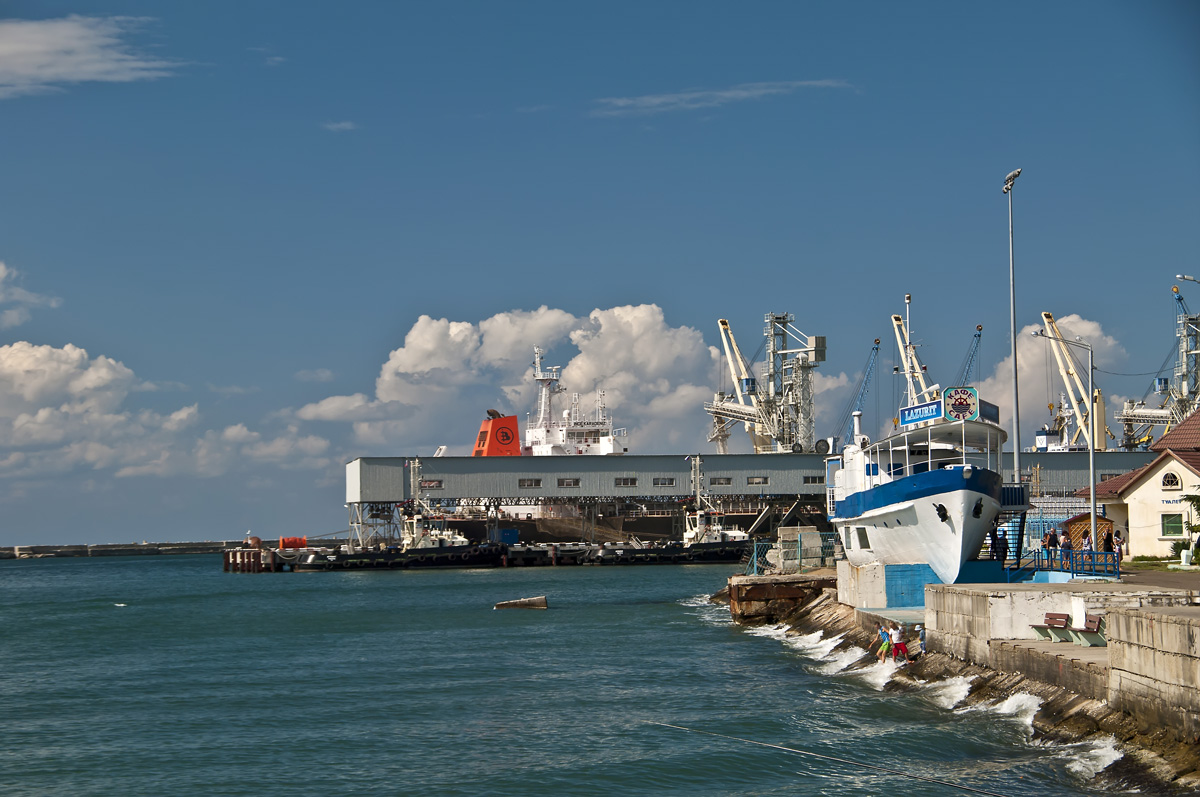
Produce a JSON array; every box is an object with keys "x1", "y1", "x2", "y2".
[
  {"x1": 744, "y1": 533, "x2": 841, "y2": 576},
  {"x1": 1008, "y1": 548, "x2": 1120, "y2": 580}
]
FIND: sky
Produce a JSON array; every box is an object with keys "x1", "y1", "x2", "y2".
[{"x1": 1, "y1": 2, "x2": 1197, "y2": 545}]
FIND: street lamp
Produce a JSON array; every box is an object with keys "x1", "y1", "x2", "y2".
[
  {"x1": 1004, "y1": 168, "x2": 1023, "y2": 487},
  {"x1": 1032, "y1": 329, "x2": 1097, "y2": 553}
]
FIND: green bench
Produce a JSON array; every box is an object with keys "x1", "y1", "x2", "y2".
[
  {"x1": 1031, "y1": 612, "x2": 1072, "y2": 642},
  {"x1": 1068, "y1": 613, "x2": 1107, "y2": 647}
]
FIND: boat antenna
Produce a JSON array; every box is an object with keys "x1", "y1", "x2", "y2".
[{"x1": 648, "y1": 723, "x2": 1008, "y2": 797}]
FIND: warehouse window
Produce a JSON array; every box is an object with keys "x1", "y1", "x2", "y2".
[
  {"x1": 419, "y1": 479, "x2": 443, "y2": 490},
  {"x1": 558, "y1": 478, "x2": 580, "y2": 488},
  {"x1": 518, "y1": 478, "x2": 542, "y2": 489},
  {"x1": 1161, "y1": 513, "x2": 1184, "y2": 536},
  {"x1": 747, "y1": 476, "x2": 769, "y2": 486},
  {"x1": 803, "y1": 475, "x2": 824, "y2": 485},
  {"x1": 614, "y1": 477, "x2": 638, "y2": 487},
  {"x1": 709, "y1": 477, "x2": 732, "y2": 486},
  {"x1": 653, "y1": 477, "x2": 675, "y2": 487}
]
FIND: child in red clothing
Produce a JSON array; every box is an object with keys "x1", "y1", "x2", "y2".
[{"x1": 889, "y1": 622, "x2": 914, "y2": 664}]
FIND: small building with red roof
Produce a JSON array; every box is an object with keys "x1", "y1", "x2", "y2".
[{"x1": 1082, "y1": 410, "x2": 1200, "y2": 558}]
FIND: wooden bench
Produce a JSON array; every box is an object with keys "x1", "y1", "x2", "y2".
[
  {"x1": 1031, "y1": 612, "x2": 1072, "y2": 642},
  {"x1": 1068, "y1": 613, "x2": 1107, "y2": 647}
]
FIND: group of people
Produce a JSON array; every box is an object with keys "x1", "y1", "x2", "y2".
[
  {"x1": 1041, "y1": 527, "x2": 1123, "y2": 568},
  {"x1": 871, "y1": 620, "x2": 919, "y2": 665}
]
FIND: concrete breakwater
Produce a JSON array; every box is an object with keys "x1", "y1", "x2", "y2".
[
  {"x1": 0, "y1": 541, "x2": 242, "y2": 559},
  {"x1": 716, "y1": 573, "x2": 1200, "y2": 793}
]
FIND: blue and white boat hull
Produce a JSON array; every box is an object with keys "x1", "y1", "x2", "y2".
[{"x1": 831, "y1": 466, "x2": 1003, "y2": 584}]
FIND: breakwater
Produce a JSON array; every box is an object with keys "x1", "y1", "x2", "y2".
[
  {"x1": 0, "y1": 540, "x2": 242, "y2": 559},
  {"x1": 717, "y1": 574, "x2": 1200, "y2": 793}
]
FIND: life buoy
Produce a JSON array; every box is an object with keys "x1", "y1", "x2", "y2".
[{"x1": 341, "y1": 561, "x2": 351, "y2": 568}]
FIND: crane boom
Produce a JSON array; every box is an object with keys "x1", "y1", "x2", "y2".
[
  {"x1": 1040, "y1": 311, "x2": 1108, "y2": 450},
  {"x1": 835, "y1": 340, "x2": 879, "y2": 452},
  {"x1": 954, "y1": 325, "x2": 984, "y2": 387}
]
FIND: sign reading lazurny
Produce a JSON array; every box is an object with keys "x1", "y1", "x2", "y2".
[{"x1": 899, "y1": 400, "x2": 942, "y2": 426}]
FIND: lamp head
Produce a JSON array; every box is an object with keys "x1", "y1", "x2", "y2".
[{"x1": 1002, "y1": 168, "x2": 1022, "y2": 193}]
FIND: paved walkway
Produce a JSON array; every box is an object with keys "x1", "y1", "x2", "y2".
[{"x1": 1118, "y1": 566, "x2": 1200, "y2": 592}]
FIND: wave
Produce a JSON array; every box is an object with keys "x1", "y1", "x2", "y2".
[
  {"x1": 921, "y1": 675, "x2": 975, "y2": 709},
  {"x1": 678, "y1": 594, "x2": 733, "y2": 626},
  {"x1": 1061, "y1": 735, "x2": 1123, "y2": 779}
]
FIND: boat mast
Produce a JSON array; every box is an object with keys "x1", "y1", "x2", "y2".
[{"x1": 891, "y1": 294, "x2": 938, "y2": 407}]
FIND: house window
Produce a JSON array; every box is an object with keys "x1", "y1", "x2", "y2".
[
  {"x1": 709, "y1": 477, "x2": 732, "y2": 486},
  {"x1": 518, "y1": 478, "x2": 541, "y2": 489},
  {"x1": 652, "y1": 477, "x2": 675, "y2": 487},
  {"x1": 803, "y1": 475, "x2": 824, "y2": 485},
  {"x1": 557, "y1": 478, "x2": 580, "y2": 488},
  {"x1": 1161, "y1": 514, "x2": 1184, "y2": 537},
  {"x1": 419, "y1": 479, "x2": 443, "y2": 490},
  {"x1": 747, "y1": 476, "x2": 769, "y2": 486},
  {"x1": 614, "y1": 477, "x2": 638, "y2": 487},
  {"x1": 1162, "y1": 472, "x2": 1182, "y2": 490}
]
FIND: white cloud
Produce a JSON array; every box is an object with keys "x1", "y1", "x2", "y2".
[
  {"x1": 591, "y1": 80, "x2": 851, "y2": 117},
  {"x1": 0, "y1": 15, "x2": 176, "y2": 100},
  {"x1": 322, "y1": 121, "x2": 357, "y2": 132},
  {"x1": 297, "y1": 304, "x2": 721, "y2": 454},
  {"x1": 0, "y1": 262, "x2": 61, "y2": 328}
]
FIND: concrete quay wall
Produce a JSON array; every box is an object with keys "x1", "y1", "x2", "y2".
[
  {"x1": 990, "y1": 640, "x2": 1109, "y2": 702},
  {"x1": 925, "y1": 582, "x2": 1196, "y2": 666},
  {"x1": 1107, "y1": 606, "x2": 1200, "y2": 743}
]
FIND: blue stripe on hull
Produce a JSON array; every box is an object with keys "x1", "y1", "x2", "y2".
[{"x1": 832, "y1": 467, "x2": 1002, "y2": 521}]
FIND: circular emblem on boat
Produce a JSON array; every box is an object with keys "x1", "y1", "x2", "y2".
[
  {"x1": 496, "y1": 427, "x2": 514, "y2": 445},
  {"x1": 943, "y1": 387, "x2": 979, "y2": 421}
]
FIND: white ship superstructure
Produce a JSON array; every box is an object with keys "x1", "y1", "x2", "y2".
[{"x1": 524, "y1": 347, "x2": 628, "y2": 456}]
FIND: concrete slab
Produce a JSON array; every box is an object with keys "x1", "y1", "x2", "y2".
[{"x1": 993, "y1": 637, "x2": 1111, "y2": 668}]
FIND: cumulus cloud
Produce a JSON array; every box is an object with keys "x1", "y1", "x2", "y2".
[
  {"x1": 0, "y1": 15, "x2": 176, "y2": 100},
  {"x1": 976, "y1": 314, "x2": 1126, "y2": 448},
  {"x1": 0, "y1": 262, "x2": 61, "y2": 328},
  {"x1": 591, "y1": 79, "x2": 851, "y2": 117},
  {"x1": 296, "y1": 304, "x2": 721, "y2": 453},
  {"x1": 0, "y1": 341, "x2": 333, "y2": 483}
]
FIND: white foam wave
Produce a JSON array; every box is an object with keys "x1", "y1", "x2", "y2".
[
  {"x1": 853, "y1": 657, "x2": 900, "y2": 690},
  {"x1": 817, "y1": 645, "x2": 867, "y2": 675},
  {"x1": 1062, "y1": 736, "x2": 1123, "y2": 779},
  {"x1": 113, "y1": 603, "x2": 127, "y2": 607},
  {"x1": 679, "y1": 594, "x2": 732, "y2": 625},
  {"x1": 983, "y1": 692, "x2": 1043, "y2": 731},
  {"x1": 784, "y1": 630, "x2": 844, "y2": 659},
  {"x1": 744, "y1": 623, "x2": 790, "y2": 642},
  {"x1": 922, "y1": 675, "x2": 975, "y2": 709}
]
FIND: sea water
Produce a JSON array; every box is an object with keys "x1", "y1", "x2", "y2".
[{"x1": 0, "y1": 556, "x2": 1131, "y2": 796}]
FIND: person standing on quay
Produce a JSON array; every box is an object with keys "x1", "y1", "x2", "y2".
[{"x1": 1043, "y1": 528, "x2": 1058, "y2": 569}]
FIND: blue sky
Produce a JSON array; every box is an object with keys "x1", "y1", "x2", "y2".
[{"x1": 1, "y1": 2, "x2": 1197, "y2": 544}]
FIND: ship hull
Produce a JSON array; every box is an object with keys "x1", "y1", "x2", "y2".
[{"x1": 831, "y1": 467, "x2": 1003, "y2": 584}]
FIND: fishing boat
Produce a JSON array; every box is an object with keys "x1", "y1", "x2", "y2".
[{"x1": 825, "y1": 297, "x2": 1007, "y2": 584}]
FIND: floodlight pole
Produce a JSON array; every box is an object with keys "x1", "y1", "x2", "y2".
[{"x1": 1003, "y1": 168, "x2": 1023, "y2": 486}]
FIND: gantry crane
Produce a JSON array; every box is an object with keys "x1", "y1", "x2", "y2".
[
  {"x1": 1114, "y1": 284, "x2": 1200, "y2": 448},
  {"x1": 1039, "y1": 311, "x2": 1110, "y2": 450},
  {"x1": 704, "y1": 313, "x2": 825, "y2": 453}
]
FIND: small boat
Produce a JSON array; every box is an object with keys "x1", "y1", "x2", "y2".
[{"x1": 825, "y1": 298, "x2": 1007, "y2": 584}]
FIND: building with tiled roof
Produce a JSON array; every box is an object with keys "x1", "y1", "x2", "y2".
[{"x1": 1082, "y1": 421, "x2": 1200, "y2": 557}]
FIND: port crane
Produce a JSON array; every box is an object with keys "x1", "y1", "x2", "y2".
[
  {"x1": 829, "y1": 339, "x2": 880, "y2": 454},
  {"x1": 953, "y1": 325, "x2": 984, "y2": 387},
  {"x1": 1038, "y1": 311, "x2": 1111, "y2": 450},
  {"x1": 1114, "y1": 283, "x2": 1200, "y2": 448},
  {"x1": 704, "y1": 313, "x2": 825, "y2": 453}
]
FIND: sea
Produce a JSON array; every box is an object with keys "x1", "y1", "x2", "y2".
[{"x1": 0, "y1": 555, "x2": 1133, "y2": 796}]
